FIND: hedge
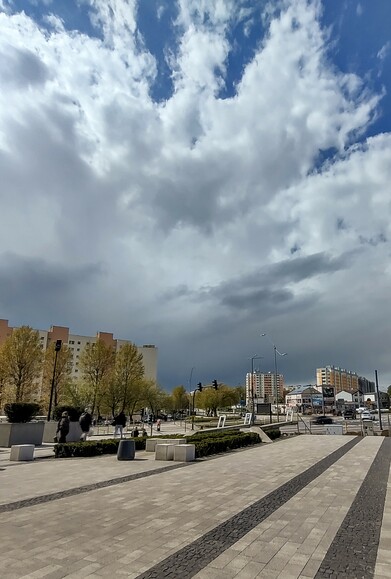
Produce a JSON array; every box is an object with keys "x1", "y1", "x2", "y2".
[
  {"x1": 54, "y1": 431, "x2": 262, "y2": 459},
  {"x1": 265, "y1": 429, "x2": 281, "y2": 440},
  {"x1": 4, "y1": 402, "x2": 41, "y2": 423},
  {"x1": 54, "y1": 437, "x2": 146, "y2": 458},
  {"x1": 190, "y1": 431, "x2": 261, "y2": 458}
]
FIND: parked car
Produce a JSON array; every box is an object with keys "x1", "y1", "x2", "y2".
[
  {"x1": 343, "y1": 409, "x2": 356, "y2": 420},
  {"x1": 311, "y1": 415, "x2": 333, "y2": 425},
  {"x1": 361, "y1": 411, "x2": 374, "y2": 421}
]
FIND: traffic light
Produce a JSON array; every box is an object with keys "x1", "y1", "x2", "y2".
[
  {"x1": 197, "y1": 382, "x2": 203, "y2": 392},
  {"x1": 54, "y1": 339, "x2": 62, "y2": 352},
  {"x1": 212, "y1": 380, "x2": 218, "y2": 390}
]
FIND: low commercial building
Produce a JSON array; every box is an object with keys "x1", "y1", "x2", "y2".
[{"x1": 285, "y1": 385, "x2": 322, "y2": 412}]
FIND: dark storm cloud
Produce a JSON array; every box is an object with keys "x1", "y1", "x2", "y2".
[
  {"x1": 176, "y1": 252, "x2": 352, "y2": 312},
  {"x1": 0, "y1": 253, "x2": 103, "y2": 321}
]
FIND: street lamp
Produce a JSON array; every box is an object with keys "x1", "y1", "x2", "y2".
[
  {"x1": 47, "y1": 339, "x2": 62, "y2": 421},
  {"x1": 261, "y1": 334, "x2": 287, "y2": 423},
  {"x1": 249, "y1": 355, "x2": 263, "y2": 424}
]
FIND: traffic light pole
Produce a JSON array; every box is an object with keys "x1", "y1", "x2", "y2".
[{"x1": 191, "y1": 381, "x2": 218, "y2": 431}]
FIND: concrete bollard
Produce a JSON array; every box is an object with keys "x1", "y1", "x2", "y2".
[{"x1": 10, "y1": 444, "x2": 35, "y2": 461}]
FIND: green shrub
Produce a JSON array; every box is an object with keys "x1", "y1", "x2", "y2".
[
  {"x1": 189, "y1": 429, "x2": 241, "y2": 442},
  {"x1": 191, "y1": 431, "x2": 261, "y2": 458},
  {"x1": 53, "y1": 405, "x2": 83, "y2": 422},
  {"x1": 4, "y1": 402, "x2": 41, "y2": 423},
  {"x1": 265, "y1": 429, "x2": 281, "y2": 440},
  {"x1": 54, "y1": 437, "x2": 146, "y2": 458}
]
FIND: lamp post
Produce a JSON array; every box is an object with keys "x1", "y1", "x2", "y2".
[
  {"x1": 250, "y1": 355, "x2": 263, "y2": 424},
  {"x1": 47, "y1": 339, "x2": 62, "y2": 421},
  {"x1": 261, "y1": 334, "x2": 287, "y2": 423}
]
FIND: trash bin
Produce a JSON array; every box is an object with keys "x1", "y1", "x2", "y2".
[{"x1": 117, "y1": 439, "x2": 135, "y2": 460}]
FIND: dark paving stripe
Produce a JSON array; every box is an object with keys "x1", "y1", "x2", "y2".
[
  {"x1": 136, "y1": 437, "x2": 361, "y2": 579},
  {"x1": 0, "y1": 462, "x2": 194, "y2": 513},
  {"x1": 315, "y1": 438, "x2": 391, "y2": 579}
]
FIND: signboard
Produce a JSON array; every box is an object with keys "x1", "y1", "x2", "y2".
[
  {"x1": 322, "y1": 387, "x2": 335, "y2": 405},
  {"x1": 256, "y1": 403, "x2": 271, "y2": 415},
  {"x1": 217, "y1": 415, "x2": 226, "y2": 428},
  {"x1": 243, "y1": 413, "x2": 252, "y2": 425}
]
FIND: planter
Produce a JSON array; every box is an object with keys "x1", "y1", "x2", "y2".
[
  {"x1": 0, "y1": 421, "x2": 45, "y2": 447},
  {"x1": 43, "y1": 421, "x2": 82, "y2": 443}
]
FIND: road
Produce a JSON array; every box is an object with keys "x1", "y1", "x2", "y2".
[{"x1": 280, "y1": 414, "x2": 390, "y2": 435}]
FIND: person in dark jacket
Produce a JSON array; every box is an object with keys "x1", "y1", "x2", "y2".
[
  {"x1": 56, "y1": 411, "x2": 70, "y2": 443},
  {"x1": 113, "y1": 411, "x2": 126, "y2": 438},
  {"x1": 79, "y1": 408, "x2": 93, "y2": 442}
]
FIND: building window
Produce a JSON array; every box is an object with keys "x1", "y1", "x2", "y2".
[{"x1": 78, "y1": 341, "x2": 81, "y2": 345}]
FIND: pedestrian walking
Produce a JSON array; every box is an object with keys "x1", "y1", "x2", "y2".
[
  {"x1": 79, "y1": 408, "x2": 93, "y2": 442},
  {"x1": 156, "y1": 419, "x2": 161, "y2": 432},
  {"x1": 56, "y1": 411, "x2": 70, "y2": 443},
  {"x1": 113, "y1": 411, "x2": 126, "y2": 438}
]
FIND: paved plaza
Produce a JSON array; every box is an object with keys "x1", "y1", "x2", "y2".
[{"x1": 0, "y1": 434, "x2": 390, "y2": 579}]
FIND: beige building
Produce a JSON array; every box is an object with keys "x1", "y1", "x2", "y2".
[
  {"x1": 246, "y1": 372, "x2": 284, "y2": 405},
  {"x1": 316, "y1": 365, "x2": 358, "y2": 394},
  {"x1": 0, "y1": 319, "x2": 158, "y2": 383}
]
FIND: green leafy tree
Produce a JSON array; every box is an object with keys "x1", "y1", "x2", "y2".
[
  {"x1": 63, "y1": 380, "x2": 94, "y2": 410},
  {"x1": 79, "y1": 339, "x2": 115, "y2": 415},
  {"x1": 198, "y1": 385, "x2": 240, "y2": 416},
  {"x1": 139, "y1": 380, "x2": 167, "y2": 417},
  {"x1": 1, "y1": 326, "x2": 43, "y2": 403},
  {"x1": 171, "y1": 385, "x2": 189, "y2": 414},
  {"x1": 115, "y1": 343, "x2": 144, "y2": 412}
]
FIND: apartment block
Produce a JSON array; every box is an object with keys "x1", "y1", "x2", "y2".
[
  {"x1": 316, "y1": 365, "x2": 358, "y2": 394},
  {"x1": 246, "y1": 372, "x2": 284, "y2": 404},
  {"x1": 0, "y1": 320, "x2": 158, "y2": 383}
]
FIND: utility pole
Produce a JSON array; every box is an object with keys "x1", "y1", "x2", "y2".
[{"x1": 375, "y1": 370, "x2": 383, "y2": 430}]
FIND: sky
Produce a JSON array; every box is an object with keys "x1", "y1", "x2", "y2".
[{"x1": 0, "y1": 0, "x2": 390, "y2": 391}]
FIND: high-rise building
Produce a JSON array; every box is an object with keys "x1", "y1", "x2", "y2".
[
  {"x1": 0, "y1": 319, "x2": 158, "y2": 384},
  {"x1": 246, "y1": 372, "x2": 284, "y2": 405},
  {"x1": 358, "y1": 376, "x2": 375, "y2": 394},
  {"x1": 316, "y1": 365, "x2": 358, "y2": 394}
]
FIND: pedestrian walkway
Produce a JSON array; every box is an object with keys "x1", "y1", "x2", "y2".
[{"x1": 0, "y1": 435, "x2": 389, "y2": 578}]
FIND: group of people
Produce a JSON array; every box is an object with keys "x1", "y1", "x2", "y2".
[
  {"x1": 56, "y1": 409, "x2": 149, "y2": 442},
  {"x1": 56, "y1": 408, "x2": 93, "y2": 443}
]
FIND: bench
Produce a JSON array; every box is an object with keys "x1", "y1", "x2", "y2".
[{"x1": 10, "y1": 444, "x2": 35, "y2": 461}]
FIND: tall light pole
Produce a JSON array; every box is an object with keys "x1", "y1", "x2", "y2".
[
  {"x1": 261, "y1": 334, "x2": 287, "y2": 423},
  {"x1": 250, "y1": 355, "x2": 263, "y2": 424},
  {"x1": 47, "y1": 339, "x2": 62, "y2": 421}
]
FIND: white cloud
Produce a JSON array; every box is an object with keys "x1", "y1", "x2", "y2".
[
  {"x1": 0, "y1": 0, "x2": 390, "y2": 387},
  {"x1": 377, "y1": 41, "x2": 391, "y2": 61}
]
